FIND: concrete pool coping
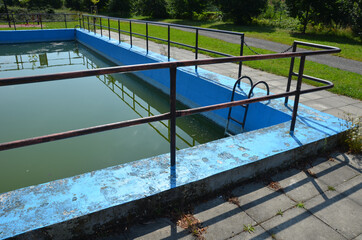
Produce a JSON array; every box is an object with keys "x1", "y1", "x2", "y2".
[{"x1": 0, "y1": 29, "x2": 349, "y2": 239}]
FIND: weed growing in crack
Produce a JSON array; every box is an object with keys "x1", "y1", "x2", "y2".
[
  {"x1": 296, "y1": 202, "x2": 305, "y2": 208},
  {"x1": 243, "y1": 224, "x2": 255, "y2": 233},
  {"x1": 276, "y1": 209, "x2": 283, "y2": 216}
]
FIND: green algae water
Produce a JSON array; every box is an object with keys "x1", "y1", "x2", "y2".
[{"x1": 0, "y1": 41, "x2": 224, "y2": 194}]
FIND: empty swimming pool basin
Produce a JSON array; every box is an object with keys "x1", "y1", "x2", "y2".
[{"x1": 0, "y1": 29, "x2": 348, "y2": 239}]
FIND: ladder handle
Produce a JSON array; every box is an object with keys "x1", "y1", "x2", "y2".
[{"x1": 248, "y1": 81, "x2": 270, "y2": 98}]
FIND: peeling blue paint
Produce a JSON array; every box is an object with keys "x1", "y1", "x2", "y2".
[{"x1": 0, "y1": 29, "x2": 349, "y2": 239}]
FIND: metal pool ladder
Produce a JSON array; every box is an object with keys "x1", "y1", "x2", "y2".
[{"x1": 225, "y1": 76, "x2": 270, "y2": 136}]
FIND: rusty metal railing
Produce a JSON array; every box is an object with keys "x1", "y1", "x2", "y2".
[
  {"x1": 0, "y1": 41, "x2": 340, "y2": 167},
  {"x1": 81, "y1": 14, "x2": 245, "y2": 78},
  {"x1": 0, "y1": 13, "x2": 80, "y2": 30}
]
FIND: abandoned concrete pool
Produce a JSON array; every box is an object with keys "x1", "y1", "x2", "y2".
[{"x1": 0, "y1": 27, "x2": 348, "y2": 239}]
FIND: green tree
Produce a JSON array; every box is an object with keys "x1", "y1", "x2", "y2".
[
  {"x1": 337, "y1": 0, "x2": 361, "y2": 38},
  {"x1": 133, "y1": 0, "x2": 168, "y2": 18},
  {"x1": 215, "y1": 0, "x2": 267, "y2": 24},
  {"x1": 285, "y1": 0, "x2": 342, "y2": 34},
  {"x1": 167, "y1": 0, "x2": 208, "y2": 19},
  {"x1": 108, "y1": 0, "x2": 131, "y2": 17}
]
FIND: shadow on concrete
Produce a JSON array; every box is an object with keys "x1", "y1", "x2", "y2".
[{"x1": 94, "y1": 152, "x2": 360, "y2": 240}]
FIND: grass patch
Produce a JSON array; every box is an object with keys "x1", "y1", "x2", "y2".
[
  {"x1": 102, "y1": 19, "x2": 361, "y2": 99},
  {"x1": 160, "y1": 19, "x2": 362, "y2": 62},
  {"x1": 243, "y1": 224, "x2": 255, "y2": 233},
  {"x1": 3, "y1": 18, "x2": 361, "y2": 100}
]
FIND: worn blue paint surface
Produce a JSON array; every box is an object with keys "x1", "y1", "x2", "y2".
[
  {"x1": 0, "y1": 29, "x2": 74, "y2": 44},
  {"x1": 0, "y1": 29, "x2": 349, "y2": 239}
]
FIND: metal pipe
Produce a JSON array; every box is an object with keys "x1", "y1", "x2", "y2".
[
  {"x1": 11, "y1": 13, "x2": 16, "y2": 30},
  {"x1": 168, "y1": 25, "x2": 170, "y2": 60},
  {"x1": 285, "y1": 42, "x2": 297, "y2": 104},
  {"x1": 118, "y1": 19, "x2": 120, "y2": 43},
  {"x1": 169, "y1": 65, "x2": 177, "y2": 167},
  {"x1": 64, "y1": 14, "x2": 67, "y2": 28},
  {"x1": 40, "y1": 14, "x2": 42, "y2": 29},
  {"x1": 290, "y1": 56, "x2": 306, "y2": 133},
  {"x1": 129, "y1": 20, "x2": 132, "y2": 47},
  {"x1": 146, "y1": 22, "x2": 149, "y2": 53},
  {"x1": 0, "y1": 49, "x2": 341, "y2": 87},
  {"x1": 87, "y1": 16, "x2": 90, "y2": 32},
  {"x1": 238, "y1": 34, "x2": 244, "y2": 78},
  {"x1": 195, "y1": 29, "x2": 198, "y2": 70},
  {"x1": 108, "y1": 18, "x2": 110, "y2": 40},
  {"x1": 93, "y1": 17, "x2": 96, "y2": 34},
  {"x1": 100, "y1": 17, "x2": 102, "y2": 36},
  {"x1": 0, "y1": 113, "x2": 170, "y2": 151}
]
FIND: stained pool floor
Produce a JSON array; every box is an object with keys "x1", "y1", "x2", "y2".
[{"x1": 0, "y1": 41, "x2": 224, "y2": 194}]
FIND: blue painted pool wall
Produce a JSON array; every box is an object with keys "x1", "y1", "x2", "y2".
[
  {"x1": 0, "y1": 29, "x2": 75, "y2": 44},
  {"x1": 75, "y1": 29, "x2": 290, "y2": 131}
]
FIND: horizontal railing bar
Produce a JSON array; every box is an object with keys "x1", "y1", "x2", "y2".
[
  {"x1": 0, "y1": 113, "x2": 170, "y2": 151},
  {"x1": 291, "y1": 72, "x2": 335, "y2": 85},
  {"x1": 0, "y1": 91, "x2": 295, "y2": 151},
  {"x1": 83, "y1": 14, "x2": 244, "y2": 36},
  {"x1": 295, "y1": 41, "x2": 340, "y2": 50},
  {"x1": 0, "y1": 49, "x2": 340, "y2": 87},
  {"x1": 177, "y1": 91, "x2": 297, "y2": 117}
]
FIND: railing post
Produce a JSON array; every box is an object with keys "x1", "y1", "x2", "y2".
[
  {"x1": 93, "y1": 17, "x2": 96, "y2": 34},
  {"x1": 78, "y1": 14, "x2": 81, "y2": 28},
  {"x1": 146, "y1": 22, "x2": 149, "y2": 53},
  {"x1": 169, "y1": 64, "x2": 177, "y2": 167},
  {"x1": 11, "y1": 13, "x2": 16, "y2": 30},
  {"x1": 100, "y1": 17, "x2": 102, "y2": 36},
  {"x1": 290, "y1": 55, "x2": 305, "y2": 133},
  {"x1": 238, "y1": 34, "x2": 244, "y2": 78},
  {"x1": 40, "y1": 14, "x2": 42, "y2": 29},
  {"x1": 129, "y1": 20, "x2": 132, "y2": 47},
  {"x1": 195, "y1": 28, "x2": 199, "y2": 70},
  {"x1": 168, "y1": 25, "x2": 170, "y2": 61},
  {"x1": 285, "y1": 42, "x2": 297, "y2": 105},
  {"x1": 118, "y1": 19, "x2": 121, "y2": 43},
  {"x1": 82, "y1": 15, "x2": 85, "y2": 29},
  {"x1": 64, "y1": 14, "x2": 67, "y2": 28},
  {"x1": 87, "y1": 16, "x2": 90, "y2": 31},
  {"x1": 108, "y1": 18, "x2": 111, "y2": 40}
]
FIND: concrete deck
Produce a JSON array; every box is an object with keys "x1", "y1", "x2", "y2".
[{"x1": 96, "y1": 152, "x2": 361, "y2": 240}]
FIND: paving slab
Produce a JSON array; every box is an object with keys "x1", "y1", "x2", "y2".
[
  {"x1": 304, "y1": 188, "x2": 362, "y2": 239},
  {"x1": 335, "y1": 175, "x2": 362, "y2": 206},
  {"x1": 193, "y1": 197, "x2": 258, "y2": 240},
  {"x1": 354, "y1": 234, "x2": 362, "y2": 240},
  {"x1": 232, "y1": 182, "x2": 295, "y2": 223},
  {"x1": 260, "y1": 207, "x2": 345, "y2": 240},
  {"x1": 307, "y1": 156, "x2": 360, "y2": 187},
  {"x1": 229, "y1": 225, "x2": 273, "y2": 240},
  {"x1": 271, "y1": 168, "x2": 329, "y2": 202},
  {"x1": 331, "y1": 152, "x2": 362, "y2": 171},
  {"x1": 123, "y1": 218, "x2": 194, "y2": 240}
]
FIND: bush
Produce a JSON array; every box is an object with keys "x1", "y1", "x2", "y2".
[
  {"x1": 108, "y1": 0, "x2": 131, "y2": 17},
  {"x1": 133, "y1": 0, "x2": 168, "y2": 18},
  {"x1": 167, "y1": 0, "x2": 208, "y2": 19},
  {"x1": 215, "y1": 0, "x2": 267, "y2": 24}
]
